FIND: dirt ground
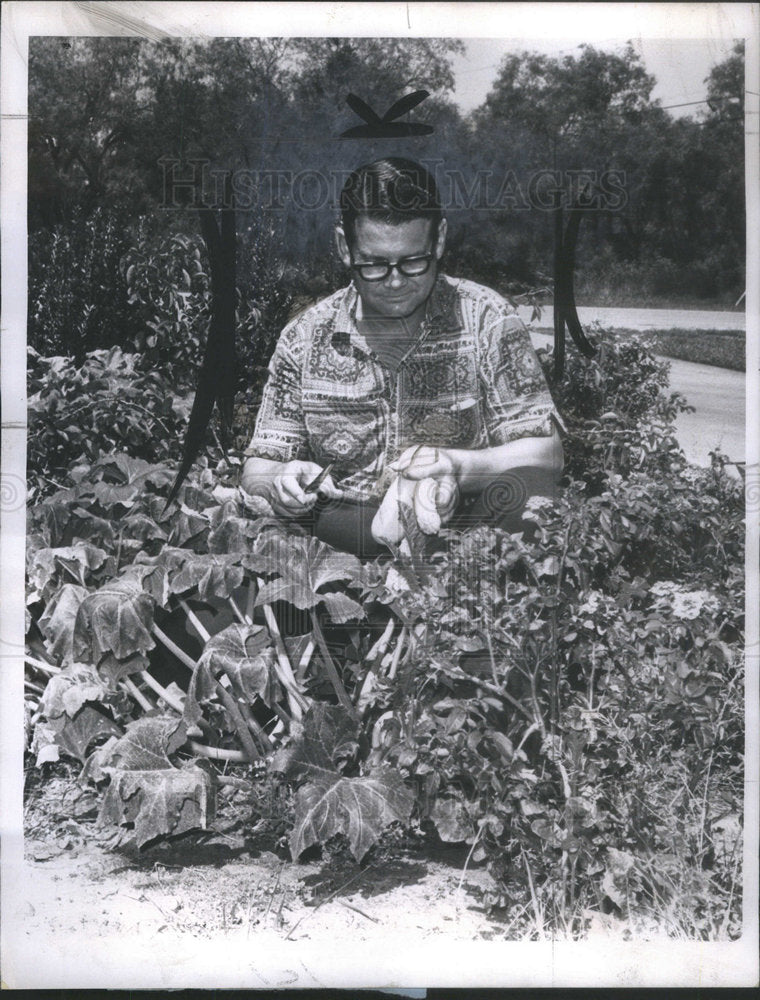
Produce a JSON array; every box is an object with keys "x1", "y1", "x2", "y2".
[
  {"x1": 7, "y1": 770, "x2": 751, "y2": 989},
  {"x1": 14, "y1": 770, "x2": 508, "y2": 950}
]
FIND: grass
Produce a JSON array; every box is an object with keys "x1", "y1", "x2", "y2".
[
  {"x1": 635, "y1": 328, "x2": 744, "y2": 372},
  {"x1": 529, "y1": 319, "x2": 745, "y2": 372}
]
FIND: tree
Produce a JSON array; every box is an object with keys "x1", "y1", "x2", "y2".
[{"x1": 29, "y1": 37, "x2": 147, "y2": 227}]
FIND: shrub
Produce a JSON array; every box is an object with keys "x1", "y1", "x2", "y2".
[
  {"x1": 28, "y1": 208, "x2": 134, "y2": 358},
  {"x1": 27, "y1": 345, "x2": 192, "y2": 500},
  {"x1": 121, "y1": 231, "x2": 211, "y2": 388},
  {"x1": 539, "y1": 333, "x2": 692, "y2": 493}
]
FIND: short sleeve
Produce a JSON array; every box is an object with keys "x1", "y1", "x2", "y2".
[
  {"x1": 478, "y1": 305, "x2": 565, "y2": 445},
  {"x1": 244, "y1": 319, "x2": 309, "y2": 463}
]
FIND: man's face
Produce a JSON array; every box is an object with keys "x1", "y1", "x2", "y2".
[{"x1": 336, "y1": 216, "x2": 447, "y2": 323}]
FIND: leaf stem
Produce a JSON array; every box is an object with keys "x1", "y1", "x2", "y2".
[
  {"x1": 310, "y1": 612, "x2": 358, "y2": 722},
  {"x1": 188, "y1": 739, "x2": 247, "y2": 763},
  {"x1": 448, "y1": 665, "x2": 537, "y2": 727},
  {"x1": 152, "y1": 624, "x2": 196, "y2": 672},
  {"x1": 180, "y1": 599, "x2": 211, "y2": 641},
  {"x1": 367, "y1": 617, "x2": 396, "y2": 662},
  {"x1": 456, "y1": 820, "x2": 486, "y2": 896},
  {"x1": 387, "y1": 626, "x2": 407, "y2": 681},
  {"x1": 354, "y1": 618, "x2": 396, "y2": 714},
  {"x1": 139, "y1": 670, "x2": 184, "y2": 714},
  {"x1": 229, "y1": 593, "x2": 251, "y2": 625},
  {"x1": 258, "y1": 597, "x2": 308, "y2": 719},
  {"x1": 297, "y1": 638, "x2": 315, "y2": 681},
  {"x1": 216, "y1": 664, "x2": 274, "y2": 750},
  {"x1": 121, "y1": 675, "x2": 154, "y2": 713},
  {"x1": 246, "y1": 577, "x2": 258, "y2": 622},
  {"x1": 483, "y1": 625, "x2": 500, "y2": 688},
  {"x1": 25, "y1": 655, "x2": 60, "y2": 676},
  {"x1": 214, "y1": 679, "x2": 260, "y2": 763}
]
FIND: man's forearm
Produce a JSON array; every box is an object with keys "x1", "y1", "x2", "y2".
[{"x1": 450, "y1": 430, "x2": 563, "y2": 493}]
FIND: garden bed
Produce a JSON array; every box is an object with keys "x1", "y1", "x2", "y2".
[{"x1": 20, "y1": 334, "x2": 745, "y2": 952}]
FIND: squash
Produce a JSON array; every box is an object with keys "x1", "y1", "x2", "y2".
[{"x1": 372, "y1": 473, "x2": 459, "y2": 545}]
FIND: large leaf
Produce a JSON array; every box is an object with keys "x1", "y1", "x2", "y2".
[
  {"x1": 168, "y1": 551, "x2": 244, "y2": 601},
  {"x1": 48, "y1": 706, "x2": 122, "y2": 764},
  {"x1": 97, "y1": 650, "x2": 152, "y2": 685},
  {"x1": 119, "y1": 511, "x2": 168, "y2": 547},
  {"x1": 290, "y1": 769, "x2": 414, "y2": 861},
  {"x1": 34, "y1": 499, "x2": 74, "y2": 548},
  {"x1": 430, "y1": 796, "x2": 473, "y2": 843},
  {"x1": 274, "y1": 703, "x2": 359, "y2": 779},
  {"x1": 103, "y1": 715, "x2": 187, "y2": 768},
  {"x1": 182, "y1": 658, "x2": 220, "y2": 732},
  {"x1": 254, "y1": 536, "x2": 363, "y2": 618},
  {"x1": 40, "y1": 662, "x2": 129, "y2": 721},
  {"x1": 29, "y1": 543, "x2": 111, "y2": 600},
  {"x1": 93, "y1": 453, "x2": 175, "y2": 491},
  {"x1": 320, "y1": 592, "x2": 366, "y2": 624},
  {"x1": 99, "y1": 766, "x2": 214, "y2": 848},
  {"x1": 39, "y1": 664, "x2": 126, "y2": 763},
  {"x1": 274, "y1": 704, "x2": 412, "y2": 861},
  {"x1": 125, "y1": 559, "x2": 171, "y2": 608},
  {"x1": 74, "y1": 576, "x2": 155, "y2": 663},
  {"x1": 197, "y1": 623, "x2": 279, "y2": 705},
  {"x1": 166, "y1": 504, "x2": 210, "y2": 548},
  {"x1": 207, "y1": 500, "x2": 261, "y2": 554},
  {"x1": 38, "y1": 583, "x2": 89, "y2": 663}
]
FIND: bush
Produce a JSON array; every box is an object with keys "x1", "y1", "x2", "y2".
[
  {"x1": 121, "y1": 231, "x2": 211, "y2": 388},
  {"x1": 27, "y1": 345, "x2": 192, "y2": 500},
  {"x1": 642, "y1": 330, "x2": 745, "y2": 373},
  {"x1": 540, "y1": 332, "x2": 692, "y2": 493},
  {"x1": 28, "y1": 208, "x2": 134, "y2": 358}
]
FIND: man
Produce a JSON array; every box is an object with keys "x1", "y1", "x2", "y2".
[{"x1": 242, "y1": 157, "x2": 564, "y2": 556}]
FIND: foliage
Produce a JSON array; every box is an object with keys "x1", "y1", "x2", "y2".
[
  {"x1": 28, "y1": 36, "x2": 745, "y2": 327},
  {"x1": 28, "y1": 208, "x2": 134, "y2": 358},
  {"x1": 121, "y1": 231, "x2": 210, "y2": 384},
  {"x1": 273, "y1": 703, "x2": 414, "y2": 861},
  {"x1": 25, "y1": 330, "x2": 743, "y2": 937},
  {"x1": 474, "y1": 43, "x2": 658, "y2": 142},
  {"x1": 539, "y1": 332, "x2": 693, "y2": 492},
  {"x1": 27, "y1": 346, "x2": 192, "y2": 500},
  {"x1": 94, "y1": 716, "x2": 214, "y2": 849}
]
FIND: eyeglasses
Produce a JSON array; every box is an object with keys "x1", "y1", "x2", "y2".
[{"x1": 350, "y1": 252, "x2": 434, "y2": 282}]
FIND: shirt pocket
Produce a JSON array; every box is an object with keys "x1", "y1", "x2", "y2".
[
  {"x1": 402, "y1": 353, "x2": 484, "y2": 448},
  {"x1": 302, "y1": 399, "x2": 380, "y2": 473},
  {"x1": 403, "y1": 397, "x2": 483, "y2": 448}
]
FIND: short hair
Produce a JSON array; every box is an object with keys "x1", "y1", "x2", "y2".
[{"x1": 339, "y1": 157, "x2": 442, "y2": 244}]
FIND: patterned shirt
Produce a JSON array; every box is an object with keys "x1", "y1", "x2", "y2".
[{"x1": 246, "y1": 274, "x2": 563, "y2": 502}]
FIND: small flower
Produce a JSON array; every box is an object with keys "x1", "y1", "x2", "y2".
[
  {"x1": 384, "y1": 566, "x2": 411, "y2": 596},
  {"x1": 577, "y1": 590, "x2": 604, "y2": 615}
]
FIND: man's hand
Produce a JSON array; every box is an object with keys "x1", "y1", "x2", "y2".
[
  {"x1": 388, "y1": 445, "x2": 460, "y2": 522},
  {"x1": 242, "y1": 458, "x2": 343, "y2": 518},
  {"x1": 389, "y1": 445, "x2": 460, "y2": 482},
  {"x1": 390, "y1": 431, "x2": 563, "y2": 495}
]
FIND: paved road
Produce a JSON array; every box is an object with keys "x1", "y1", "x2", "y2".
[
  {"x1": 519, "y1": 304, "x2": 745, "y2": 332},
  {"x1": 529, "y1": 330, "x2": 745, "y2": 469}
]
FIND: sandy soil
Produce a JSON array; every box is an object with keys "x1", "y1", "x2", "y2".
[{"x1": 7, "y1": 771, "x2": 513, "y2": 989}]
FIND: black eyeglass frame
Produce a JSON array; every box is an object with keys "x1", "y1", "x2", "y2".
[{"x1": 349, "y1": 251, "x2": 436, "y2": 282}]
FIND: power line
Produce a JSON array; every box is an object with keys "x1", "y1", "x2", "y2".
[{"x1": 659, "y1": 96, "x2": 741, "y2": 111}]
